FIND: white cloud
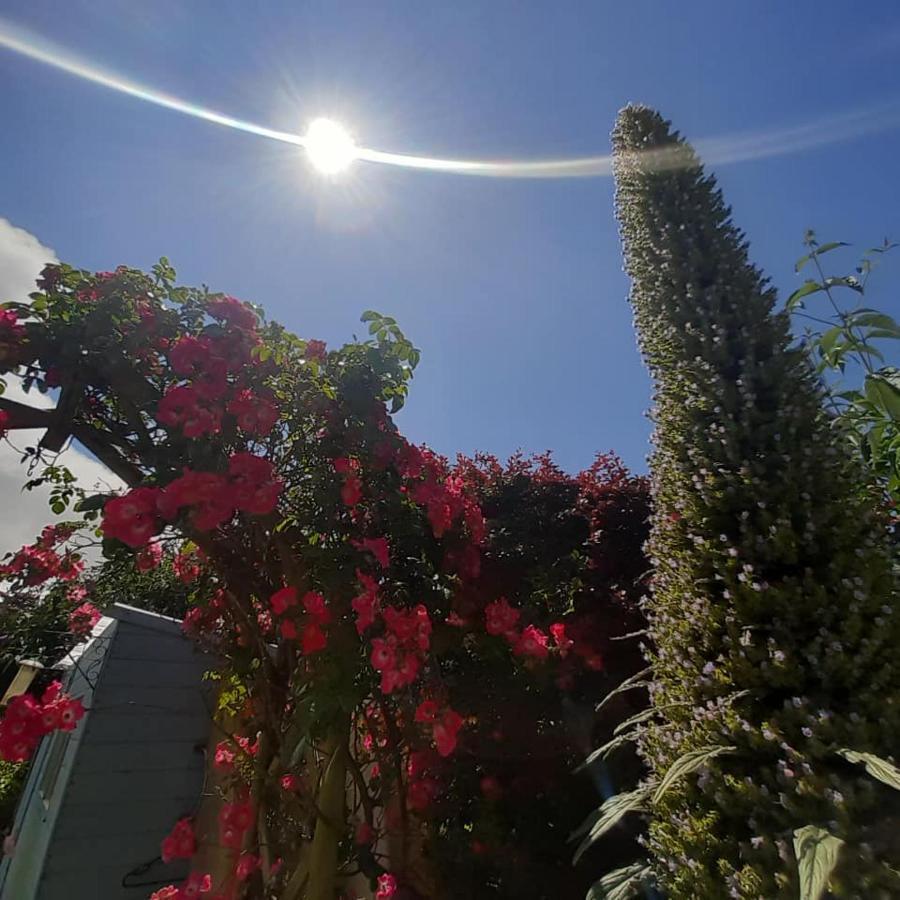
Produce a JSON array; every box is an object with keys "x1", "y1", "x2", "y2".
[
  {"x1": 0, "y1": 218, "x2": 122, "y2": 557},
  {"x1": 0, "y1": 217, "x2": 56, "y2": 307}
]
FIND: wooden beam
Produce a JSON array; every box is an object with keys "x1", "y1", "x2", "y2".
[
  {"x1": 71, "y1": 424, "x2": 145, "y2": 487},
  {"x1": 40, "y1": 382, "x2": 84, "y2": 452},
  {"x1": 0, "y1": 397, "x2": 54, "y2": 430}
]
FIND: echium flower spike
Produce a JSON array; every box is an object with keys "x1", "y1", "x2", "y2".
[{"x1": 612, "y1": 104, "x2": 900, "y2": 897}]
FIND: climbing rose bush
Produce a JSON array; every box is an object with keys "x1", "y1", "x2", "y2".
[{"x1": 0, "y1": 261, "x2": 648, "y2": 899}]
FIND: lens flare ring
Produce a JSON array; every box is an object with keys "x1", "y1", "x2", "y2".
[{"x1": 1, "y1": 16, "x2": 898, "y2": 180}]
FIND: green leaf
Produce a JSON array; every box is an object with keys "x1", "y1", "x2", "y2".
[
  {"x1": 847, "y1": 311, "x2": 900, "y2": 334},
  {"x1": 360, "y1": 310, "x2": 380, "y2": 322},
  {"x1": 571, "y1": 788, "x2": 649, "y2": 863},
  {"x1": 586, "y1": 862, "x2": 652, "y2": 900},
  {"x1": 613, "y1": 705, "x2": 657, "y2": 736},
  {"x1": 793, "y1": 825, "x2": 844, "y2": 900},
  {"x1": 818, "y1": 325, "x2": 844, "y2": 355},
  {"x1": 837, "y1": 748, "x2": 900, "y2": 790},
  {"x1": 814, "y1": 241, "x2": 850, "y2": 256},
  {"x1": 868, "y1": 422, "x2": 886, "y2": 460},
  {"x1": 824, "y1": 275, "x2": 863, "y2": 294},
  {"x1": 652, "y1": 744, "x2": 735, "y2": 803},
  {"x1": 74, "y1": 493, "x2": 111, "y2": 513},
  {"x1": 866, "y1": 240, "x2": 898, "y2": 255},
  {"x1": 577, "y1": 731, "x2": 639, "y2": 772},
  {"x1": 794, "y1": 241, "x2": 849, "y2": 272},
  {"x1": 865, "y1": 373, "x2": 900, "y2": 420},
  {"x1": 595, "y1": 666, "x2": 652, "y2": 713},
  {"x1": 288, "y1": 736, "x2": 308, "y2": 769},
  {"x1": 787, "y1": 280, "x2": 823, "y2": 310},
  {"x1": 857, "y1": 345, "x2": 885, "y2": 363},
  {"x1": 611, "y1": 699, "x2": 688, "y2": 737}
]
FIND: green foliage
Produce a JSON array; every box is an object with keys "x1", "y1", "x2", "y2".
[
  {"x1": 0, "y1": 580, "x2": 77, "y2": 687},
  {"x1": 0, "y1": 759, "x2": 27, "y2": 831},
  {"x1": 22, "y1": 464, "x2": 80, "y2": 515},
  {"x1": 837, "y1": 749, "x2": 900, "y2": 792},
  {"x1": 0, "y1": 550, "x2": 190, "y2": 698},
  {"x1": 601, "y1": 105, "x2": 900, "y2": 898},
  {"x1": 793, "y1": 825, "x2": 844, "y2": 900},
  {"x1": 651, "y1": 744, "x2": 735, "y2": 804},
  {"x1": 787, "y1": 232, "x2": 900, "y2": 497},
  {"x1": 587, "y1": 861, "x2": 652, "y2": 900},
  {"x1": 87, "y1": 553, "x2": 191, "y2": 620},
  {"x1": 572, "y1": 787, "x2": 649, "y2": 864},
  {"x1": 1, "y1": 260, "x2": 651, "y2": 897},
  {"x1": 424, "y1": 454, "x2": 651, "y2": 899}
]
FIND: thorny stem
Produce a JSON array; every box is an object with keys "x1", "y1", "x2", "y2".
[
  {"x1": 378, "y1": 697, "x2": 408, "y2": 869},
  {"x1": 346, "y1": 746, "x2": 376, "y2": 829}
]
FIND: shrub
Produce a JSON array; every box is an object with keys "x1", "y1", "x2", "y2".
[
  {"x1": 0, "y1": 261, "x2": 649, "y2": 899},
  {"x1": 579, "y1": 105, "x2": 900, "y2": 899}
]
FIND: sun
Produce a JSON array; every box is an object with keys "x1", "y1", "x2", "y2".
[{"x1": 302, "y1": 118, "x2": 357, "y2": 174}]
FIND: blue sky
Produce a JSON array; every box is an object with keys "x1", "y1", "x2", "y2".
[{"x1": 1, "y1": 1, "x2": 899, "y2": 476}]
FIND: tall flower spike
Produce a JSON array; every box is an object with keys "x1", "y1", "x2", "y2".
[{"x1": 609, "y1": 105, "x2": 900, "y2": 897}]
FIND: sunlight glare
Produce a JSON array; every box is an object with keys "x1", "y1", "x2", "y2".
[
  {"x1": 303, "y1": 118, "x2": 357, "y2": 175},
  {"x1": 3, "y1": 18, "x2": 900, "y2": 180}
]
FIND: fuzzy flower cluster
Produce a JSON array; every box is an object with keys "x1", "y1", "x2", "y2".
[
  {"x1": 414, "y1": 699, "x2": 465, "y2": 758},
  {"x1": 0, "y1": 525, "x2": 83, "y2": 586},
  {"x1": 68, "y1": 601, "x2": 102, "y2": 637},
  {"x1": 155, "y1": 297, "x2": 279, "y2": 441},
  {"x1": 149, "y1": 873, "x2": 212, "y2": 900},
  {"x1": 219, "y1": 797, "x2": 255, "y2": 849},
  {"x1": 269, "y1": 586, "x2": 332, "y2": 653},
  {"x1": 397, "y1": 444, "x2": 486, "y2": 543},
  {"x1": 483, "y1": 597, "x2": 602, "y2": 671},
  {"x1": 102, "y1": 453, "x2": 282, "y2": 547},
  {"x1": 0, "y1": 681, "x2": 85, "y2": 761},
  {"x1": 212, "y1": 734, "x2": 258, "y2": 773},
  {"x1": 160, "y1": 817, "x2": 196, "y2": 863},
  {"x1": 370, "y1": 603, "x2": 433, "y2": 695}
]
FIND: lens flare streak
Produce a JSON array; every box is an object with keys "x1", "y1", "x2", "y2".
[{"x1": 1, "y1": 17, "x2": 898, "y2": 180}]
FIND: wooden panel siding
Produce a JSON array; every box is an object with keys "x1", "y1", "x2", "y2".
[
  {"x1": 41, "y1": 860, "x2": 191, "y2": 899},
  {"x1": 52, "y1": 797, "x2": 203, "y2": 841},
  {"x1": 33, "y1": 609, "x2": 214, "y2": 900},
  {"x1": 109, "y1": 631, "x2": 206, "y2": 664},
  {"x1": 72, "y1": 738, "x2": 204, "y2": 774},
  {"x1": 84, "y1": 710, "x2": 210, "y2": 745},
  {"x1": 0, "y1": 618, "x2": 116, "y2": 900}
]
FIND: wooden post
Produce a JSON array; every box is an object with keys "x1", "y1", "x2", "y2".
[{"x1": 1, "y1": 660, "x2": 44, "y2": 705}]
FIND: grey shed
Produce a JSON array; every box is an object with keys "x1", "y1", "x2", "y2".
[{"x1": 0, "y1": 604, "x2": 213, "y2": 899}]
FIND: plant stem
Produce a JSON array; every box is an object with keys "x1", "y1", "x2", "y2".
[{"x1": 303, "y1": 722, "x2": 349, "y2": 900}]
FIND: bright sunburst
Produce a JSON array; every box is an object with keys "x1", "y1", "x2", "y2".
[{"x1": 303, "y1": 118, "x2": 357, "y2": 175}]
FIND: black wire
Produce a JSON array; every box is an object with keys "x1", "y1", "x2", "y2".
[{"x1": 120, "y1": 854, "x2": 171, "y2": 889}]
